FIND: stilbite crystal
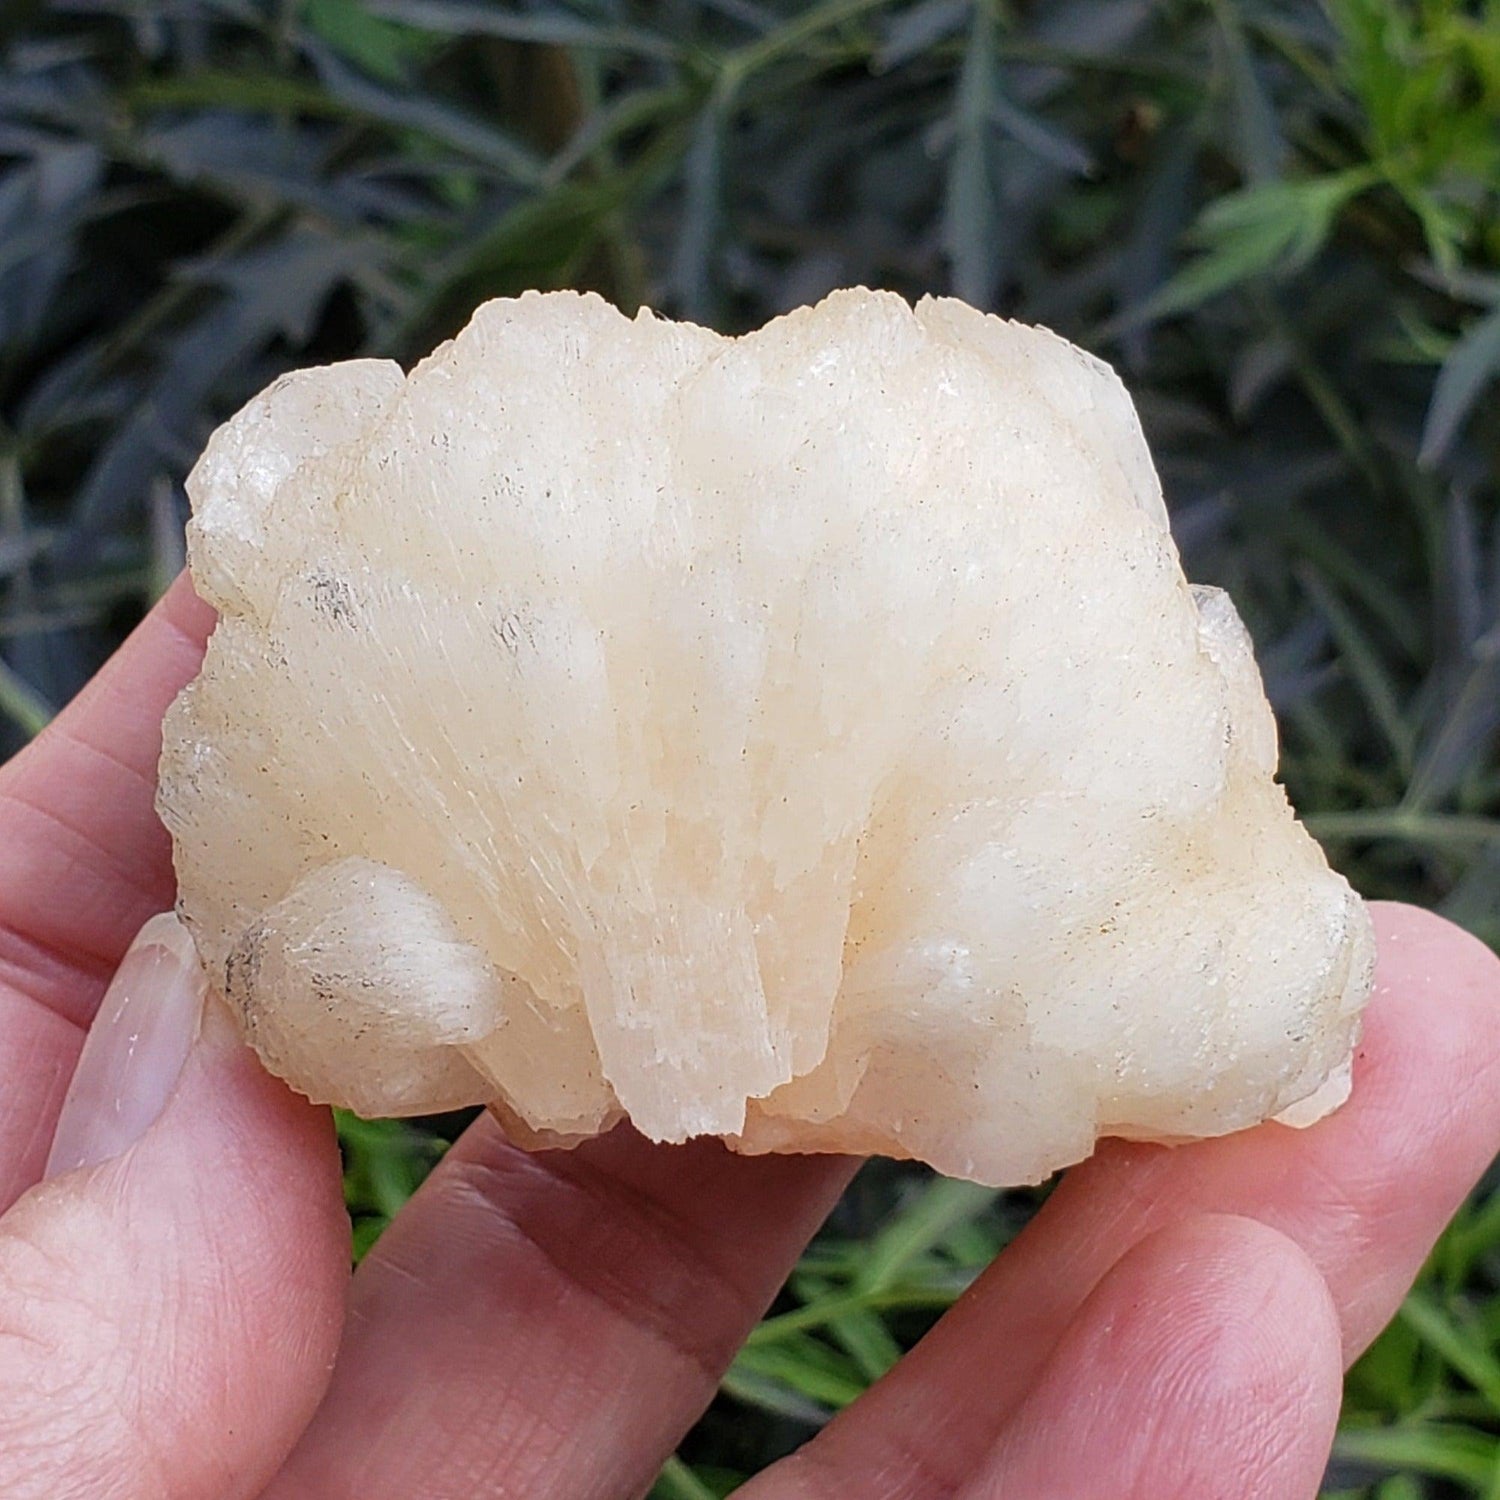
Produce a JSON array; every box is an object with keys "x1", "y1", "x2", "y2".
[{"x1": 157, "y1": 288, "x2": 1373, "y2": 1185}]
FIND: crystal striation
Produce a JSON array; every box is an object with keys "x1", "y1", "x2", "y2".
[{"x1": 157, "y1": 289, "x2": 1373, "y2": 1185}]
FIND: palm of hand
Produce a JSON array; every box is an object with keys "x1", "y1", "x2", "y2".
[{"x1": 0, "y1": 576, "x2": 1496, "y2": 1500}]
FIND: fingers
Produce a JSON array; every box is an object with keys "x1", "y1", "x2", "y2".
[
  {"x1": 759, "y1": 902, "x2": 1500, "y2": 1498},
  {"x1": 957, "y1": 1216, "x2": 1342, "y2": 1500},
  {"x1": 0, "y1": 916, "x2": 347, "y2": 1500},
  {"x1": 0, "y1": 573, "x2": 213, "y2": 1208},
  {"x1": 0, "y1": 573, "x2": 214, "y2": 1007},
  {"x1": 747, "y1": 1217, "x2": 1342, "y2": 1500},
  {"x1": 263, "y1": 1121, "x2": 856, "y2": 1500}
]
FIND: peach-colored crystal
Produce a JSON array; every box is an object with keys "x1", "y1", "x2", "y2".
[{"x1": 157, "y1": 289, "x2": 1372, "y2": 1185}]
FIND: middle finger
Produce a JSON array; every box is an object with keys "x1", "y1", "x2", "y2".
[{"x1": 264, "y1": 1119, "x2": 855, "y2": 1500}]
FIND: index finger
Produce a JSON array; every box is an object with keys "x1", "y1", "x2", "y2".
[{"x1": 0, "y1": 572, "x2": 213, "y2": 1206}]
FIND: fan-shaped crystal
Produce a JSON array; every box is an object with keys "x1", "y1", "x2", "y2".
[{"x1": 158, "y1": 289, "x2": 1372, "y2": 1185}]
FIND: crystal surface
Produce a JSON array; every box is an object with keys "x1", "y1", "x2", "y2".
[{"x1": 157, "y1": 289, "x2": 1373, "y2": 1185}]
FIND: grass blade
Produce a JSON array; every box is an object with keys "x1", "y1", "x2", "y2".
[
  {"x1": 856, "y1": 1178, "x2": 998, "y2": 1293},
  {"x1": 650, "y1": 1456, "x2": 719, "y2": 1500},
  {"x1": 943, "y1": 3, "x2": 1000, "y2": 306},
  {"x1": 1306, "y1": 811, "x2": 1500, "y2": 848},
  {"x1": 1297, "y1": 565, "x2": 1415, "y2": 774},
  {"x1": 1398, "y1": 1292, "x2": 1500, "y2": 1411},
  {"x1": 1212, "y1": 0, "x2": 1286, "y2": 183},
  {"x1": 1419, "y1": 305, "x2": 1500, "y2": 468},
  {"x1": 364, "y1": 0, "x2": 681, "y2": 60},
  {"x1": 1333, "y1": 1423, "x2": 1499, "y2": 1487},
  {"x1": 0, "y1": 655, "x2": 53, "y2": 737}
]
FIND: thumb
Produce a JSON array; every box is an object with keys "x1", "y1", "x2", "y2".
[{"x1": 0, "y1": 914, "x2": 348, "y2": 1500}]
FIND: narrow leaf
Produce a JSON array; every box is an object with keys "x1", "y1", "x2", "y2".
[
  {"x1": 987, "y1": 90, "x2": 1093, "y2": 176},
  {"x1": 1297, "y1": 565, "x2": 1415, "y2": 774},
  {"x1": 1333, "y1": 1422, "x2": 1498, "y2": 1487},
  {"x1": 876, "y1": 0, "x2": 968, "y2": 72},
  {"x1": 669, "y1": 91, "x2": 728, "y2": 322},
  {"x1": 307, "y1": 43, "x2": 545, "y2": 184},
  {"x1": 729, "y1": 1342, "x2": 867, "y2": 1409},
  {"x1": 825, "y1": 1304, "x2": 903, "y2": 1382},
  {"x1": 650, "y1": 1456, "x2": 719, "y2": 1500},
  {"x1": 1419, "y1": 305, "x2": 1500, "y2": 468},
  {"x1": 1399, "y1": 1292, "x2": 1500, "y2": 1410},
  {"x1": 0, "y1": 654, "x2": 53, "y2": 737},
  {"x1": 1213, "y1": 0, "x2": 1286, "y2": 183},
  {"x1": 857, "y1": 1178, "x2": 998, "y2": 1292},
  {"x1": 943, "y1": 4, "x2": 999, "y2": 307},
  {"x1": 362, "y1": 0, "x2": 681, "y2": 60},
  {"x1": 1117, "y1": 168, "x2": 1377, "y2": 328}
]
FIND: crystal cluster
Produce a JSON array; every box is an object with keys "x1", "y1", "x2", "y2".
[{"x1": 157, "y1": 289, "x2": 1372, "y2": 1185}]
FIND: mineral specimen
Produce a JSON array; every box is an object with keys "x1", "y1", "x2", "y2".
[{"x1": 157, "y1": 289, "x2": 1373, "y2": 1185}]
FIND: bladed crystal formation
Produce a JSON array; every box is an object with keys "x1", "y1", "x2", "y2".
[{"x1": 158, "y1": 289, "x2": 1372, "y2": 1185}]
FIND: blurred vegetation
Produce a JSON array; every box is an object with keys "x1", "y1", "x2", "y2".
[{"x1": 1, "y1": 0, "x2": 1497, "y2": 1491}]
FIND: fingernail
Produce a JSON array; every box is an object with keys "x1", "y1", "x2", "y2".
[{"x1": 45, "y1": 912, "x2": 209, "y2": 1178}]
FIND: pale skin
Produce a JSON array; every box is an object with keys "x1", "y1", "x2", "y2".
[{"x1": 0, "y1": 575, "x2": 1497, "y2": 1500}]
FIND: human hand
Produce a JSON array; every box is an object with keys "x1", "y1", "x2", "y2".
[{"x1": 0, "y1": 577, "x2": 1496, "y2": 1500}]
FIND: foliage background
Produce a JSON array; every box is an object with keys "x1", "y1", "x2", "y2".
[{"x1": 1, "y1": 0, "x2": 1497, "y2": 1492}]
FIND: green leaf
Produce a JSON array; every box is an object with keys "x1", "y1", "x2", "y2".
[
  {"x1": 724, "y1": 0, "x2": 890, "y2": 82},
  {"x1": 350, "y1": 1214, "x2": 390, "y2": 1261},
  {"x1": 397, "y1": 123, "x2": 686, "y2": 349},
  {"x1": 302, "y1": 0, "x2": 438, "y2": 84},
  {"x1": 876, "y1": 0, "x2": 968, "y2": 72},
  {"x1": 1346, "y1": 1313, "x2": 1428, "y2": 1417},
  {"x1": 1325, "y1": 0, "x2": 1415, "y2": 157},
  {"x1": 1373, "y1": 1479, "x2": 1424, "y2": 1500},
  {"x1": 364, "y1": 0, "x2": 682, "y2": 61},
  {"x1": 1306, "y1": 811, "x2": 1500, "y2": 849},
  {"x1": 0, "y1": 653, "x2": 53, "y2": 737},
  {"x1": 987, "y1": 90, "x2": 1094, "y2": 177},
  {"x1": 1119, "y1": 168, "x2": 1379, "y2": 327},
  {"x1": 1212, "y1": 0, "x2": 1285, "y2": 184},
  {"x1": 822, "y1": 1302, "x2": 903, "y2": 1381},
  {"x1": 1399, "y1": 1291, "x2": 1500, "y2": 1410},
  {"x1": 1333, "y1": 1421, "x2": 1499, "y2": 1487},
  {"x1": 943, "y1": 2, "x2": 1001, "y2": 306},
  {"x1": 1297, "y1": 565, "x2": 1415, "y2": 775},
  {"x1": 1420, "y1": 304, "x2": 1500, "y2": 467},
  {"x1": 856, "y1": 1178, "x2": 998, "y2": 1293},
  {"x1": 128, "y1": 71, "x2": 357, "y2": 118},
  {"x1": 337, "y1": 1112, "x2": 446, "y2": 1221},
  {"x1": 649, "y1": 1455, "x2": 720, "y2": 1500},
  {"x1": 1442, "y1": 1189, "x2": 1500, "y2": 1285},
  {"x1": 668, "y1": 88, "x2": 729, "y2": 320},
  {"x1": 307, "y1": 42, "x2": 545, "y2": 183},
  {"x1": 729, "y1": 1339, "x2": 868, "y2": 1410}
]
